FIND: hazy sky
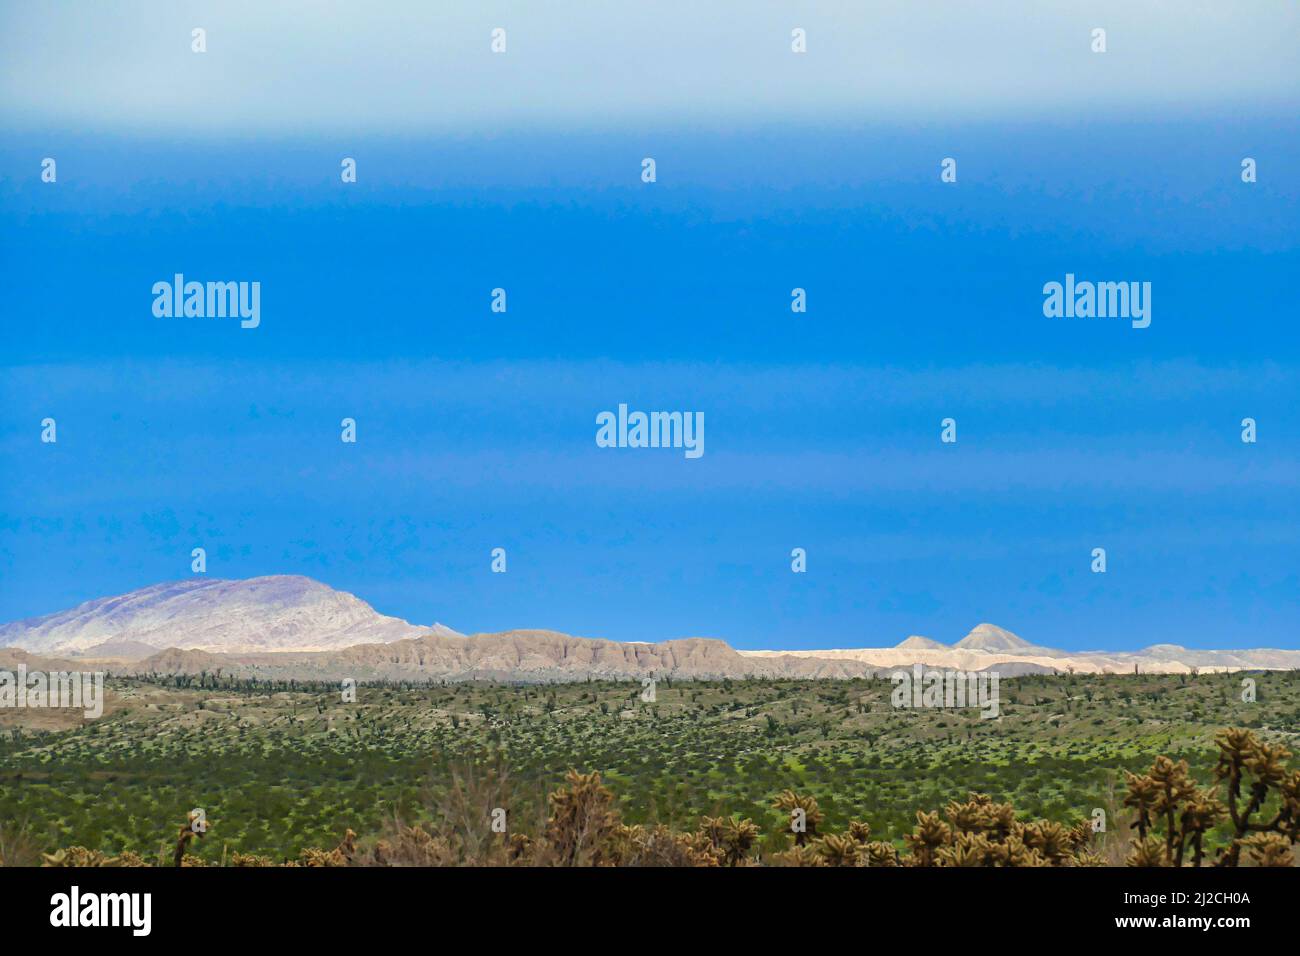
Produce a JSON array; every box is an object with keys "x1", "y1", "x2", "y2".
[
  {"x1": 1, "y1": 4, "x2": 1297, "y2": 651},
  {"x1": 3, "y1": 1, "x2": 1298, "y2": 133}
]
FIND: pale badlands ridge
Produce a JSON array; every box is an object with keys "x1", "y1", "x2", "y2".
[{"x1": 0, "y1": 576, "x2": 1296, "y2": 680}]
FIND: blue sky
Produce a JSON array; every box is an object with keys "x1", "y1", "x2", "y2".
[{"x1": 1, "y1": 3, "x2": 1297, "y2": 651}]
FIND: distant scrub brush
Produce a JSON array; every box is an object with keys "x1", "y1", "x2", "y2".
[{"x1": 24, "y1": 727, "x2": 1299, "y2": 869}]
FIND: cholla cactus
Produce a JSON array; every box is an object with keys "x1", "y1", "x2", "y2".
[
  {"x1": 696, "y1": 815, "x2": 759, "y2": 866},
  {"x1": 846, "y1": 820, "x2": 872, "y2": 845},
  {"x1": 1114, "y1": 730, "x2": 1298, "y2": 867},
  {"x1": 904, "y1": 811, "x2": 952, "y2": 866},
  {"x1": 1126, "y1": 835, "x2": 1168, "y2": 867},
  {"x1": 984, "y1": 834, "x2": 1051, "y2": 868},
  {"x1": 772, "y1": 790, "x2": 824, "y2": 846},
  {"x1": 1021, "y1": 821, "x2": 1075, "y2": 866},
  {"x1": 1149, "y1": 756, "x2": 1197, "y2": 863},
  {"x1": 1067, "y1": 819, "x2": 1093, "y2": 848},
  {"x1": 1243, "y1": 833, "x2": 1294, "y2": 868},
  {"x1": 863, "y1": 840, "x2": 900, "y2": 866},
  {"x1": 935, "y1": 831, "x2": 996, "y2": 867},
  {"x1": 1150, "y1": 756, "x2": 1197, "y2": 810},
  {"x1": 1123, "y1": 772, "x2": 1161, "y2": 842},
  {"x1": 816, "y1": 833, "x2": 860, "y2": 867},
  {"x1": 506, "y1": 832, "x2": 532, "y2": 862},
  {"x1": 893, "y1": 793, "x2": 1092, "y2": 867},
  {"x1": 1277, "y1": 771, "x2": 1300, "y2": 850},
  {"x1": 298, "y1": 829, "x2": 356, "y2": 867},
  {"x1": 944, "y1": 792, "x2": 1017, "y2": 843},
  {"x1": 771, "y1": 844, "x2": 824, "y2": 867},
  {"x1": 1213, "y1": 729, "x2": 1296, "y2": 867},
  {"x1": 1178, "y1": 787, "x2": 1225, "y2": 867},
  {"x1": 945, "y1": 794, "x2": 993, "y2": 834},
  {"x1": 42, "y1": 847, "x2": 118, "y2": 867}
]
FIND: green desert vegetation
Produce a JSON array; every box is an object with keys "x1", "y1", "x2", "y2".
[{"x1": 1, "y1": 671, "x2": 1297, "y2": 866}]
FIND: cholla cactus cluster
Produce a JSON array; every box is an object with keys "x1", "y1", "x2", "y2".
[
  {"x1": 1121, "y1": 727, "x2": 1299, "y2": 867},
  {"x1": 41, "y1": 847, "x2": 150, "y2": 867},
  {"x1": 772, "y1": 789, "x2": 824, "y2": 846},
  {"x1": 770, "y1": 792, "x2": 1099, "y2": 868},
  {"x1": 14, "y1": 728, "x2": 1298, "y2": 868}
]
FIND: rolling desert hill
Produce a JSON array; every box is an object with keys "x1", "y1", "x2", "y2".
[
  {"x1": 0, "y1": 575, "x2": 463, "y2": 656},
  {"x1": 2, "y1": 576, "x2": 1297, "y2": 681}
]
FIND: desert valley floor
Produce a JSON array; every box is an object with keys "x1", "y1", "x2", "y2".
[{"x1": 2, "y1": 669, "x2": 1297, "y2": 865}]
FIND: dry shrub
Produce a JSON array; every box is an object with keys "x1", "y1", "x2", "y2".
[
  {"x1": 353, "y1": 821, "x2": 460, "y2": 867},
  {"x1": 0, "y1": 821, "x2": 41, "y2": 868},
  {"x1": 536, "y1": 770, "x2": 622, "y2": 866}
]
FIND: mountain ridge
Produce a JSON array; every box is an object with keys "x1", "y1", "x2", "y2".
[
  {"x1": 3, "y1": 575, "x2": 1297, "y2": 679},
  {"x1": 0, "y1": 575, "x2": 461, "y2": 655},
  {"x1": 954, "y1": 623, "x2": 1033, "y2": 651},
  {"x1": 896, "y1": 635, "x2": 949, "y2": 650}
]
